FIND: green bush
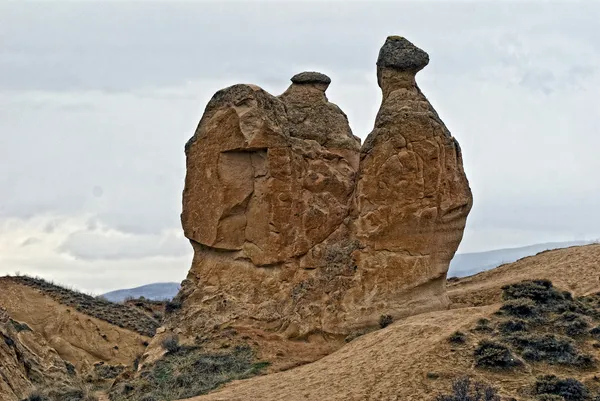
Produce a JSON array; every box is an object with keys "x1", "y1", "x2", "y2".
[{"x1": 474, "y1": 340, "x2": 521, "y2": 369}]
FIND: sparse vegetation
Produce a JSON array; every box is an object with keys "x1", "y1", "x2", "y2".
[
  {"x1": 468, "y1": 279, "x2": 599, "y2": 372},
  {"x1": 9, "y1": 275, "x2": 159, "y2": 336},
  {"x1": 109, "y1": 345, "x2": 269, "y2": 401},
  {"x1": 506, "y1": 332, "x2": 593, "y2": 367},
  {"x1": 164, "y1": 298, "x2": 182, "y2": 314},
  {"x1": 24, "y1": 384, "x2": 99, "y2": 401},
  {"x1": 93, "y1": 362, "x2": 126, "y2": 380},
  {"x1": 435, "y1": 377, "x2": 500, "y2": 401},
  {"x1": 379, "y1": 314, "x2": 393, "y2": 329}
]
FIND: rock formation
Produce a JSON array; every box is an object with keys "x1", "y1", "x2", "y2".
[{"x1": 174, "y1": 36, "x2": 472, "y2": 348}]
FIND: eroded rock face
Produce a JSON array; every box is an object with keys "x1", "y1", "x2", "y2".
[
  {"x1": 176, "y1": 36, "x2": 472, "y2": 345},
  {"x1": 0, "y1": 308, "x2": 75, "y2": 401}
]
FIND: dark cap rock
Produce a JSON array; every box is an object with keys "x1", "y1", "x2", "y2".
[
  {"x1": 291, "y1": 71, "x2": 331, "y2": 85},
  {"x1": 377, "y1": 36, "x2": 429, "y2": 73}
]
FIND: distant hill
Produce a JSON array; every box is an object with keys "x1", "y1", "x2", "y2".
[
  {"x1": 102, "y1": 282, "x2": 180, "y2": 302},
  {"x1": 448, "y1": 240, "x2": 595, "y2": 278}
]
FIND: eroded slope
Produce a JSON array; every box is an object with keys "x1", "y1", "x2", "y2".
[{"x1": 0, "y1": 277, "x2": 150, "y2": 373}]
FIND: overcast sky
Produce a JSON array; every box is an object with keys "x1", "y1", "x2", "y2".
[{"x1": 1, "y1": 1, "x2": 599, "y2": 294}]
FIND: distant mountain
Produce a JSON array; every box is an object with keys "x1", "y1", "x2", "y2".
[
  {"x1": 102, "y1": 282, "x2": 180, "y2": 302},
  {"x1": 448, "y1": 240, "x2": 595, "y2": 278}
]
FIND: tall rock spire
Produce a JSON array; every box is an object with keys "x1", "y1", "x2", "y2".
[{"x1": 166, "y1": 36, "x2": 472, "y2": 371}]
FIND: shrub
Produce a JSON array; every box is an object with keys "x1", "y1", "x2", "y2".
[
  {"x1": 502, "y1": 280, "x2": 563, "y2": 304},
  {"x1": 500, "y1": 298, "x2": 539, "y2": 319},
  {"x1": 534, "y1": 375, "x2": 589, "y2": 401},
  {"x1": 435, "y1": 377, "x2": 500, "y2": 401},
  {"x1": 165, "y1": 299, "x2": 182, "y2": 314},
  {"x1": 554, "y1": 313, "x2": 589, "y2": 337},
  {"x1": 379, "y1": 314, "x2": 393, "y2": 329},
  {"x1": 448, "y1": 331, "x2": 467, "y2": 344},
  {"x1": 161, "y1": 335, "x2": 180, "y2": 353},
  {"x1": 474, "y1": 340, "x2": 521, "y2": 369},
  {"x1": 93, "y1": 362, "x2": 125, "y2": 379},
  {"x1": 497, "y1": 319, "x2": 528, "y2": 334},
  {"x1": 473, "y1": 318, "x2": 493, "y2": 332},
  {"x1": 25, "y1": 393, "x2": 48, "y2": 401},
  {"x1": 507, "y1": 333, "x2": 594, "y2": 367}
]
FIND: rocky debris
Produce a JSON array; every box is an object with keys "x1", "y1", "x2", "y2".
[
  {"x1": 0, "y1": 308, "x2": 75, "y2": 401},
  {"x1": 173, "y1": 36, "x2": 472, "y2": 359}
]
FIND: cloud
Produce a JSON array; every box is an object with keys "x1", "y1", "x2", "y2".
[
  {"x1": 59, "y1": 227, "x2": 190, "y2": 261},
  {"x1": 0, "y1": 1, "x2": 599, "y2": 290},
  {"x1": 0, "y1": 215, "x2": 191, "y2": 293}
]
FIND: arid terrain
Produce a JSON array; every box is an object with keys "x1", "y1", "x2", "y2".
[
  {"x1": 3, "y1": 244, "x2": 600, "y2": 401},
  {"x1": 180, "y1": 244, "x2": 600, "y2": 401},
  {"x1": 2, "y1": 35, "x2": 598, "y2": 401}
]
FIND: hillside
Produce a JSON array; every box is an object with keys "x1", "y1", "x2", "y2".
[
  {"x1": 448, "y1": 244, "x2": 600, "y2": 308},
  {"x1": 448, "y1": 240, "x2": 593, "y2": 277},
  {"x1": 102, "y1": 282, "x2": 180, "y2": 302},
  {"x1": 0, "y1": 276, "x2": 153, "y2": 373},
  {"x1": 171, "y1": 244, "x2": 600, "y2": 401}
]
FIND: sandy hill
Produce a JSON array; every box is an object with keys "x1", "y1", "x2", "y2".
[
  {"x1": 162, "y1": 244, "x2": 600, "y2": 401},
  {"x1": 448, "y1": 240, "x2": 594, "y2": 277},
  {"x1": 448, "y1": 244, "x2": 600, "y2": 308},
  {"x1": 0, "y1": 276, "x2": 154, "y2": 373}
]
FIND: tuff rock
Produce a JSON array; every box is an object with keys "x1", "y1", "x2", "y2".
[{"x1": 175, "y1": 36, "x2": 472, "y2": 347}]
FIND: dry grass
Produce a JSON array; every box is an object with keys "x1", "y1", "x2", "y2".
[{"x1": 109, "y1": 345, "x2": 269, "y2": 401}]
